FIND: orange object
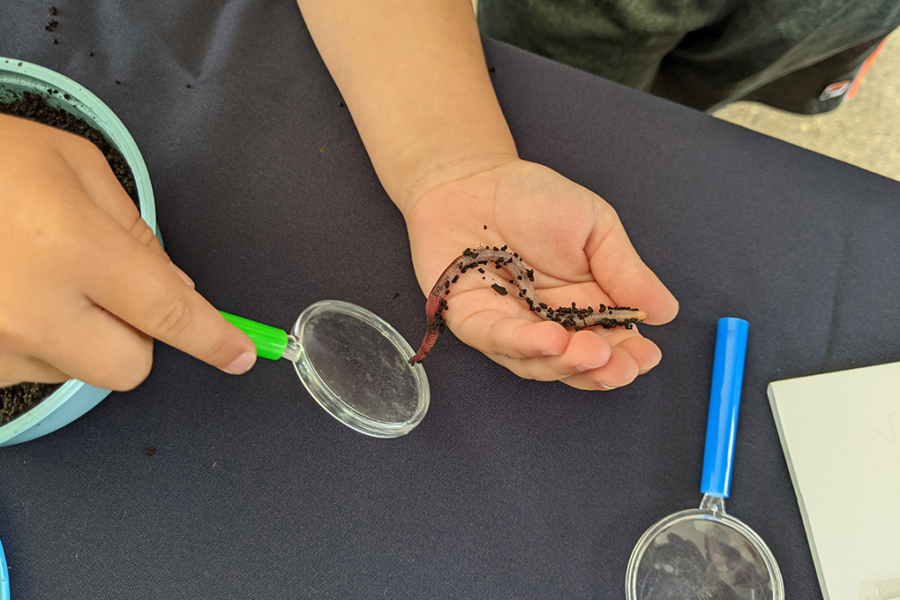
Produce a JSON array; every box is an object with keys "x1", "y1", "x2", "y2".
[{"x1": 847, "y1": 36, "x2": 890, "y2": 101}]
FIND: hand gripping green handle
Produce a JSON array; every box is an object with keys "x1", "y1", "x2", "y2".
[{"x1": 219, "y1": 311, "x2": 288, "y2": 361}]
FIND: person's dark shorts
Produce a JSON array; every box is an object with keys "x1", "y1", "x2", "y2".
[{"x1": 477, "y1": 0, "x2": 899, "y2": 113}]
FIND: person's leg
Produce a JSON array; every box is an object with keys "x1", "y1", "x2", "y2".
[
  {"x1": 477, "y1": 0, "x2": 729, "y2": 92},
  {"x1": 652, "y1": 1, "x2": 900, "y2": 113},
  {"x1": 739, "y1": 35, "x2": 891, "y2": 114}
]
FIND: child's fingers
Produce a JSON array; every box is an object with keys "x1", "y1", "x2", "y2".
[
  {"x1": 540, "y1": 329, "x2": 615, "y2": 374},
  {"x1": 557, "y1": 333, "x2": 660, "y2": 390},
  {"x1": 589, "y1": 220, "x2": 679, "y2": 326},
  {"x1": 69, "y1": 201, "x2": 257, "y2": 376},
  {"x1": 485, "y1": 330, "x2": 621, "y2": 382},
  {"x1": 62, "y1": 133, "x2": 199, "y2": 290},
  {"x1": 485, "y1": 329, "x2": 659, "y2": 390},
  {"x1": 614, "y1": 332, "x2": 662, "y2": 373},
  {"x1": 446, "y1": 291, "x2": 655, "y2": 383},
  {"x1": 484, "y1": 330, "x2": 610, "y2": 381},
  {"x1": 62, "y1": 138, "x2": 170, "y2": 259},
  {"x1": 0, "y1": 355, "x2": 70, "y2": 387},
  {"x1": 456, "y1": 314, "x2": 571, "y2": 359},
  {"x1": 31, "y1": 299, "x2": 156, "y2": 391},
  {"x1": 560, "y1": 345, "x2": 642, "y2": 391}
]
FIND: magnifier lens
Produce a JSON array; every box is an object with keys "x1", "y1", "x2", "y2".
[
  {"x1": 631, "y1": 513, "x2": 779, "y2": 599},
  {"x1": 292, "y1": 300, "x2": 429, "y2": 438}
]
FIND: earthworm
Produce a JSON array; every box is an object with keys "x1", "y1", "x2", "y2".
[{"x1": 409, "y1": 246, "x2": 648, "y2": 363}]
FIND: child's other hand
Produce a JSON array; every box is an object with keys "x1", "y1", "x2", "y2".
[
  {"x1": 404, "y1": 158, "x2": 678, "y2": 391},
  {"x1": 0, "y1": 114, "x2": 257, "y2": 389}
]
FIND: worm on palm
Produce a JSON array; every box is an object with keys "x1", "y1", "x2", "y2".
[{"x1": 409, "y1": 246, "x2": 648, "y2": 363}]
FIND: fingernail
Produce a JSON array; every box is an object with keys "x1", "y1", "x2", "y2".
[
  {"x1": 638, "y1": 362, "x2": 661, "y2": 375},
  {"x1": 577, "y1": 363, "x2": 602, "y2": 372},
  {"x1": 542, "y1": 349, "x2": 562, "y2": 356},
  {"x1": 170, "y1": 263, "x2": 195, "y2": 288},
  {"x1": 599, "y1": 382, "x2": 617, "y2": 391},
  {"x1": 224, "y1": 352, "x2": 257, "y2": 375}
]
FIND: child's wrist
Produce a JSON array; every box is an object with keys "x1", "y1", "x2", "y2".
[{"x1": 391, "y1": 146, "x2": 519, "y2": 216}]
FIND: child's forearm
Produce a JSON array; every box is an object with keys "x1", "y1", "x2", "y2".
[{"x1": 296, "y1": 0, "x2": 518, "y2": 215}]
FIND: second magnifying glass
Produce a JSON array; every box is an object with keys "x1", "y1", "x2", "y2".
[
  {"x1": 220, "y1": 301, "x2": 429, "y2": 438},
  {"x1": 626, "y1": 318, "x2": 784, "y2": 599}
]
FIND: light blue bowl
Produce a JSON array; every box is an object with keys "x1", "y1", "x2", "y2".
[
  {"x1": 0, "y1": 58, "x2": 157, "y2": 447},
  {"x1": 0, "y1": 536, "x2": 7, "y2": 600}
]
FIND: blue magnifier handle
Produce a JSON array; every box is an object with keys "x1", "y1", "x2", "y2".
[{"x1": 700, "y1": 317, "x2": 750, "y2": 498}]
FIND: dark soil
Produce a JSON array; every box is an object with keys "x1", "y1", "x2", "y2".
[
  {"x1": 0, "y1": 383, "x2": 63, "y2": 425},
  {"x1": 0, "y1": 89, "x2": 140, "y2": 426}
]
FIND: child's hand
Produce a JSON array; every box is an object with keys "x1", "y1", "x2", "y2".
[
  {"x1": 0, "y1": 114, "x2": 256, "y2": 389},
  {"x1": 296, "y1": 1, "x2": 675, "y2": 390},
  {"x1": 405, "y1": 158, "x2": 678, "y2": 391}
]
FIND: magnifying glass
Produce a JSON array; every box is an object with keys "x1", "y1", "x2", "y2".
[
  {"x1": 220, "y1": 300, "x2": 429, "y2": 438},
  {"x1": 626, "y1": 318, "x2": 784, "y2": 599}
]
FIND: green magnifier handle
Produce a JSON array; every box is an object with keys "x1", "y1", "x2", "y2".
[{"x1": 219, "y1": 311, "x2": 293, "y2": 361}]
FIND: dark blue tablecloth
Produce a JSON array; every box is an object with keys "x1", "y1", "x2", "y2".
[{"x1": 2, "y1": 1, "x2": 899, "y2": 598}]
